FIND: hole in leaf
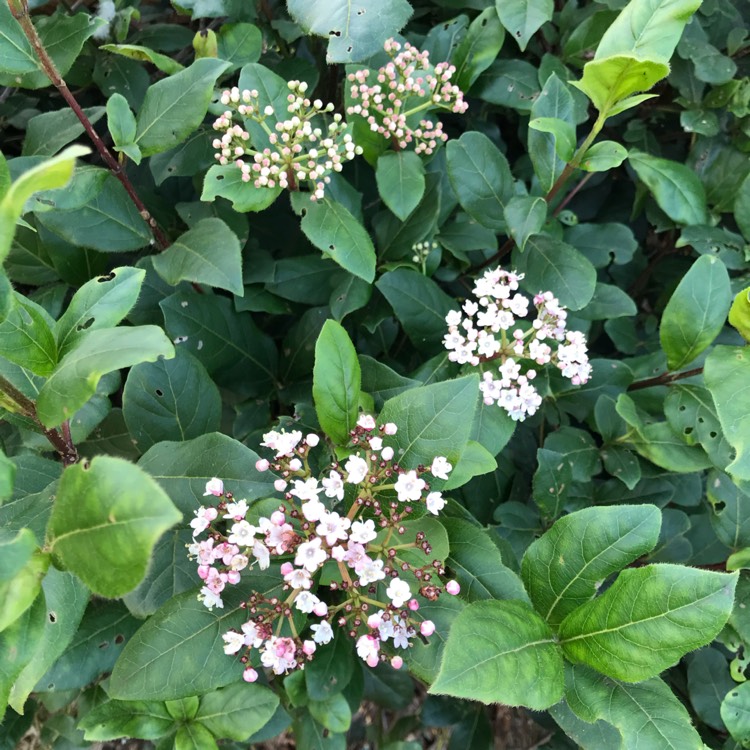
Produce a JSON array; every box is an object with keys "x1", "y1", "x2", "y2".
[
  {"x1": 684, "y1": 427, "x2": 693, "y2": 436},
  {"x1": 97, "y1": 272, "x2": 116, "y2": 283},
  {"x1": 48, "y1": 683, "x2": 54, "y2": 690},
  {"x1": 155, "y1": 389, "x2": 164, "y2": 397},
  {"x1": 216, "y1": 174, "x2": 225, "y2": 181},
  {"x1": 347, "y1": 45, "x2": 353, "y2": 53},
  {"x1": 49, "y1": 612, "x2": 57, "y2": 623},
  {"x1": 115, "y1": 634, "x2": 125, "y2": 644},
  {"x1": 357, "y1": 8, "x2": 365, "y2": 15},
  {"x1": 77, "y1": 317, "x2": 95, "y2": 331},
  {"x1": 99, "y1": 641, "x2": 109, "y2": 649},
  {"x1": 328, "y1": 244, "x2": 335, "y2": 251},
  {"x1": 714, "y1": 501, "x2": 726, "y2": 512},
  {"x1": 709, "y1": 431, "x2": 717, "y2": 439},
  {"x1": 678, "y1": 405, "x2": 686, "y2": 412},
  {"x1": 329, "y1": 29, "x2": 342, "y2": 37},
  {"x1": 481, "y1": 18, "x2": 487, "y2": 25}
]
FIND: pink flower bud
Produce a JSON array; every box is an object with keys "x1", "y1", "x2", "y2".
[
  {"x1": 384, "y1": 423, "x2": 398, "y2": 435},
  {"x1": 289, "y1": 458, "x2": 302, "y2": 471},
  {"x1": 203, "y1": 477, "x2": 224, "y2": 496},
  {"x1": 255, "y1": 459, "x2": 270, "y2": 472},
  {"x1": 391, "y1": 655, "x2": 403, "y2": 670},
  {"x1": 226, "y1": 570, "x2": 241, "y2": 585},
  {"x1": 420, "y1": 620, "x2": 435, "y2": 637},
  {"x1": 381, "y1": 446, "x2": 394, "y2": 461},
  {"x1": 271, "y1": 510, "x2": 286, "y2": 526},
  {"x1": 366, "y1": 654, "x2": 379, "y2": 668},
  {"x1": 313, "y1": 601, "x2": 329, "y2": 617},
  {"x1": 446, "y1": 580, "x2": 460, "y2": 596},
  {"x1": 243, "y1": 667, "x2": 258, "y2": 682},
  {"x1": 274, "y1": 479, "x2": 287, "y2": 492},
  {"x1": 280, "y1": 562, "x2": 294, "y2": 575},
  {"x1": 303, "y1": 640, "x2": 317, "y2": 655},
  {"x1": 197, "y1": 565, "x2": 209, "y2": 580},
  {"x1": 367, "y1": 613, "x2": 382, "y2": 629},
  {"x1": 306, "y1": 433, "x2": 320, "y2": 447},
  {"x1": 408, "y1": 599, "x2": 419, "y2": 611}
]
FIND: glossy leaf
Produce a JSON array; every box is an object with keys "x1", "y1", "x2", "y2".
[
  {"x1": 579, "y1": 141, "x2": 628, "y2": 172},
  {"x1": 0, "y1": 528, "x2": 48, "y2": 633},
  {"x1": 313, "y1": 320, "x2": 361, "y2": 445},
  {"x1": 0, "y1": 294, "x2": 57, "y2": 376},
  {"x1": 431, "y1": 600, "x2": 564, "y2": 709},
  {"x1": 453, "y1": 7, "x2": 505, "y2": 90},
  {"x1": 196, "y1": 682, "x2": 279, "y2": 741},
  {"x1": 522, "y1": 504, "x2": 661, "y2": 629},
  {"x1": 201, "y1": 165, "x2": 282, "y2": 212},
  {"x1": 722, "y1": 681, "x2": 750, "y2": 746},
  {"x1": 79, "y1": 700, "x2": 175, "y2": 741},
  {"x1": 559, "y1": 564, "x2": 737, "y2": 681},
  {"x1": 495, "y1": 0, "x2": 553, "y2": 52},
  {"x1": 102, "y1": 43, "x2": 185, "y2": 76},
  {"x1": 375, "y1": 151, "x2": 425, "y2": 221},
  {"x1": 729, "y1": 286, "x2": 750, "y2": 343},
  {"x1": 48, "y1": 456, "x2": 181, "y2": 597}
]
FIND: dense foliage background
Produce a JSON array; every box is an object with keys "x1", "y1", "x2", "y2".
[{"x1": 2, "y1": 0, "x2": 750, "y2": 747}]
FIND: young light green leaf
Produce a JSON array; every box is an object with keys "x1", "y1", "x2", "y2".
[
  {"x1": 736, "y1": 173, "x2": 750, "y2": 241},
  {"x1": 102, "y1": 44, "x2": 186, "y2": 75},
  {"x1": 729, "y1": 286, "x2": 750, "y2": 342},
  {"x1": 79, "y1": 700, "x2": 175, "y2": 741},
  {"x1": 377, "y1": 375, "x2": 479, "y2": 469},
  {"x1": 660, "y1": 255, "x2": 731, "y2": 370},
  {"x1": 446, "y1": 131, "x2": 513, "y2": 231},
  {"x1": 579, "y1": 141, "x2": 628, "y2": 172},
  {"x1": 453, "y1": 7, "x2": 505, "y2": 90},
  {"x1": 705, "y1": 346, "x2": 750, "y2": 482},
  {"x1": 0, "y1": 145, "x2": 89, "y2": 263},
  {"x1": 566, "y1": 665, "x2": 704, "y2": 750},
  {"x1": 0, "y1": 294, "x2": 57, "y2": 376},
  {"x1": 175, "y1": 723, "x2": 218, "y2": 750},
  {"x1": 559, "y1": 564, "x2": 738, "y2": 682},
  {"x1": 287, "y1": 0, "x2": 413, "y2": 63},
  {"x1": 313, "y1": 320, "x2": 361, "y2": 445},
  {"x1": 135, "y1": 59, "x2": 230, "y2": 157},
  {"x1": 196, "y1": 683, "x2": 279, "y2": 741},
  {"x1": 521, "y1": 504, "x2": 661, "y2": 629},
  {"x1": 36, "y1": 325, "x2": 175, "y2": 428},
  {"x1": 300, "y1": 199, "x2": 376, "y2": 283},
  {"x1": 48, "y1": 456, "x2": 181, "y2": 597},
  {"x1": 55, "y1": 266, "x2": 146, "y2": 358},
  {"x1": 629, "y1": 150, "x2": 708, "y2": 225},
  {"x1": 495, "y1": 0, "x2": 553, "y2": 52},
  {"x1": 201, "y1": 164, "x2": 282, "y2": 212},
  {"x1": 528, "y1": 117, "x2": 576, "y2": 162},
  {"x1": 107, "y1": 93, "x2": 139, "y2": 162},
  {"x1": 430, "y1": 600, "x2": 564, "y2": 709},
  {"x1": 0, "y1": 529, "x2": 49, "y2": 633},
  {"x1": 375, "y1": 151, "x2": 425, "y2": 221},
  {"x1": 152, "y1": 218, "x2": 243, "y2": 296}
]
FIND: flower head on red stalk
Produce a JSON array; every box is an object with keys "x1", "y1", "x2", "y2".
[{"x1": 187, "y1": 418, "x2": 460, "y2": 680}]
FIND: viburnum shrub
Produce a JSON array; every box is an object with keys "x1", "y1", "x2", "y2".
[{"x1": 1, "y1": 0, "x2": 750, "y2": 748}]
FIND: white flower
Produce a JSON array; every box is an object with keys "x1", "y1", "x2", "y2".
[
  {"x1": 311, "y1": 621, "x2": 334, "y2": 644},
  {"x1": 301, "y1": 498, "x2": 326, "y2": 522},
  {"x1": 295, "y1": 537, "x2": 327, "y2": 572},
  {"x1": 290, "y1": 478, "x2": 322, "y2": 502},
  {"x1": 190, "y1": 506, "x2": 217, "y2": 537},
  {"x1": 345, "y1": 455, "x2": 369, "y2": 484},
  {"x1": 222, "y1": 631, "x2": 245, "y2": 654},
  {"x1": 227, "y1": 520, "x2": 257, "y2": 546},
  {"x1": 198, "y1": 586, "x2": 224, "y2": 610},
  {"x1": 350, "y1": 519, "x2": 377, "y2": 544},
  {"x1": 261, "y1": 429, "x2": 303, "y2": 457},
  {"x1": 386, "y1": 577, "x2": 411, "y2": 608},
  {"x1": 284, "y1": 567, "x2": 312, "y2": 590},
  {"x1": 430, "y1": 457, "x2": 452, "y2": 480},
  {"x1": 295, "y1": 591, "x2": 321, "y2": 613},
  {"x1": 357, "y1": 414, "x2": 376, "y2": 430},
  {"x1": 253, "y1": 540, "x2": 270, "y2": 569},
  {"x1": 425, "y1": 491, "x2": 445, "y2": 515},
  {"x1": 316, "y1": 511, "x2": 351, "y2": 546},
  {"x1": 357, "y1": 557, "x2": 386, "y2": 585},
  {"x1": 356, "y1": 634, "x2": 380, "y2": 666},
  {"x1": 321, "y1": 470, "x2": 345, "y2": 500},
  {"x1": 369, "y1": 436, "x2": 383, "y2": 451},
  {"x1": 242, "y1": 621, "x2": 263, "y2": 648},
  {"x1": 223, "y1": 499, "x2": 248, "y2": 519},
  {"x1": 394, "y1": 470, "x2": 425, "y2": 502},
  {"x1": 203, "y1": 478, "x2": 224, "y2": 497}
]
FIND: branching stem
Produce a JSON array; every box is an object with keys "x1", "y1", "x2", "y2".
[{"x1": 627, "y1": 366, "x2": 703, "y2": 392}]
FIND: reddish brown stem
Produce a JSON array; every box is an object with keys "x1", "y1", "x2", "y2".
[
  {"x1": 8, "y1": 0, "x2": 169, "y2": 250},
  {"x1": 627, "y1": 366, "x2": 703, "y2": 392}
]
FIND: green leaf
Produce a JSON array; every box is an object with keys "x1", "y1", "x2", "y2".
[
  {"x1": 628, "y1": 150, "x2": 708, "y2": 225},
  {"x1": 135, "y1": 59, "x2": 230, "y2": 157},
  {"x1": 470, "y1": 398, "x2": 516, "y2": 457},
  {"x1": 443, "y1": 440, "x2": 497, "y2": 490},
  {"x1": 495, "y1": 0, "x2": 553, "y2": 51},
  {"x1": 430, "y1": 600, "x2": 564, "y2": 709},
  {"x1": 514, "y1": 234, "x2": 596, "y2": 311},
  {"x1": 313, "y1": 320, "x2": 361, "y2": 445},
  {"x1": 36, "y1": 325, "x2": 174, "y2": 429},
  {"x1": 443, "y1": 518, "x2": 528, "y2": 602},
  {"x1": 287, "y1": 0, "x2": 413, "y2": 63},
  {"x1": 559, "y1": 564, "x2": 738, "y2": 682},
  {"x1": 0, "y1": 145, "x2": 88, "y2": 264},
  {"x1": 217, "y1": 23, "x2": 263, "y2": 72},
  {"x1": 48, "y1": 456, "x2": 181, "y2": 597},
  {"x1": 377, "y1": 375, "x2": 479, "y2": 469},
  {"x1": 152, "y1": 218, "x2": 243, "y2": 296},
  {"x1": 201, "y1": 164, "x2": 282, "y2": 212},
  {"x1": 595, "y1": 0, "x2": 701, "y2": 62},
  {"x1": 79, "y1": 700, "x2": 175, "y2": 741},
  {"x1": 722, "y1": 681, "x2": 750, "y2": 746},
  {"x1": 299, "y1": 199, "x2": 376, "y2": 282},
  {"x1": 601, "y1": 446, "x2": 642, "y2": 489},
  {"x1": 304, "y1": 629, "x2": 356, "y2": 700},
  {"x1": 705, "y1": 346, "x2": 750, "y2": 483},
  {"x1": 102, "y1": 43, "x2": 186, "y2": 76},
  {"x1": 23, "y1": 107, "x2": 106, "y2": 158},
  {"x1": 660, "y1": 255, "x2": 731, "y2": 370},
  {"x1": 0, "y1": 2, "x2": 36, "y2": 75},
  {"x1": 122, "y1": 348, "x2": 221, "y2": 452},
  {"x1": 0, "y1": 529, "x2": 48, "y2": 633},
  {"x1": 687, "y1": 647, "x2": 734, "y2": 731},
  {"x1": 0, "y1": 294, "x2": 57, "y2": 376},
  {"x1": 579, "y1": 140, "x2": 628, "y2": 172},
  {"x1": 446, "y1": 131, "x2": 513, "y2": 231},
  {"x1": 735, "y1": 173, "x2": 750, "y2": 242},
  {"x1": 729, "y1": 286, "x2": 750, "y2": 343},
  {"x1": 376, "y1": 269, "x2": 455, "y2": 353},
  {"x1": 195, "y1": 682, "x2": 279, "y2": 741},
  {"x1": 175, "y1": 723, "x2": 218, "y2": 750},
  {"x1": 566, "y1": 665, "x2": 703, "y2": 749},
  {"x1": 54, "y1": 266, "x2": 146, "y2": 358},
  {"x1": 571, "y1": 55, "x2": 669, "y2": 114},
  {"x1": 531, "y1": 449, "x2": 572, "y2": 520},
  {"x1": 308, "y1": 694, "x2": 352, "y2": 734},
  {"x1": 528, "y1": 117, "x2": 576, "y2": 162},
  {"x1": 375, "y1": 151, "x2": 425, "y2": 221},
  {"x1": 0, "y1": 448, "x2": 14, "y2": 502},
  {"x1": 106, "y1": 93, "x2": 140, "y2": 163},
  {"x1": 521, "y1": 504, "x2": 661, "y2": 629},
  {"x1": 453, "y1": 7, "x2": 505, "y2": 91},
  {"x1": 503, "y1": 195, "x2": 547, "y2": 251}
]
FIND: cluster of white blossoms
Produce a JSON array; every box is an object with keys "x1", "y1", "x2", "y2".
[
  {"x1": 188, "y1": 415, "x2": 460, "y2": 682},
  {"x1": 444, "y1": 267, "x2": 592, "y2": 422},
  {"x1": 347, "y1": 39, "x2": 468, "y2": 155},
  {"x1": 212, "y1": 80, "x2": 362, "y2": 200}
]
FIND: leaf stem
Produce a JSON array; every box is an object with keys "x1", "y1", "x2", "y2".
[
  {"x1": 627, "y1": 366, "x2": 703, "y2": 392},
  {"x1": 7, "y1": 0, "x2": 169, "y2": 250},
  {"x1": 0, "y1": 375, "x2": 78, "y2": 465}
]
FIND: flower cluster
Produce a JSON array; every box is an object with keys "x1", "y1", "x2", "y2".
[
  {"x1": 443, "y1": 267, "x2": 592, "y2": 421},
  {"x1": 347, "y1": 39, "x2": 468, "y2": 155},
  {"x1": 188, "y1": 416, "x2": 460, "y2": 681},
  {"x1": 212, "y1": 80, "x2": 362, "y2": 200}
]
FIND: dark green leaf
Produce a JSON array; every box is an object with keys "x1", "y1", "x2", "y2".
[{"x1": 375, "y1": 151, "x2": 425, "y2": 221}]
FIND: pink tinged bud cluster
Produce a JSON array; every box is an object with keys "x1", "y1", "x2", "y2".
[
  {"x1": 347, "y1": 38, "x2": 468, "y2": 155},
  {"x1": 188, "y1": 420, "x2": 462, "y2": 680},
  {"x1": 443, "y1": 267, "x2": 592, "y2": 421},
  {"x1": 212, "y1": 80, "x2": 363, "y2": 201}
]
